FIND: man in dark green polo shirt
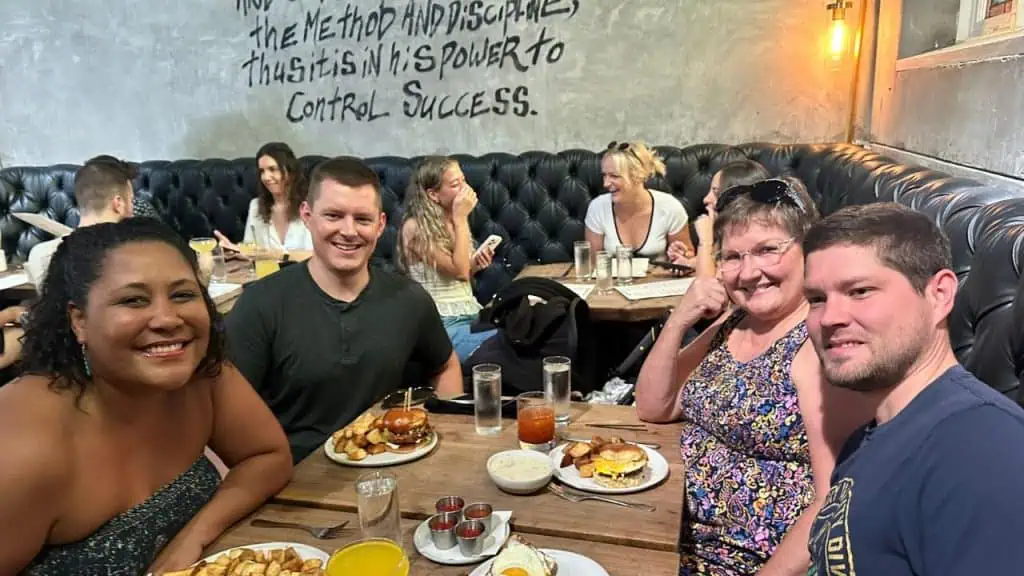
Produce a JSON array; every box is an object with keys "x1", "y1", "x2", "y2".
[{"x1": 226, "y1": 156, "x2": 463, "y2": 463}]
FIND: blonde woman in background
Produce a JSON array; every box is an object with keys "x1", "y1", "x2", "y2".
[
  {"x1": 585, "y1": 141, "x2": 695, "y2": 265},
  {"x1": 397, "y1": 156, "x2": 498, "y2": 362}
]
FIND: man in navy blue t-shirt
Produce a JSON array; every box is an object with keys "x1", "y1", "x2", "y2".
[{"x1": 801, "y1": 203, "x2": 1024, "y2": 575}]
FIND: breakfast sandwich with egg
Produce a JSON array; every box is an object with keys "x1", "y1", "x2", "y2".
[
  {"x1": 489, "y1": 535, "x2": 557, "y2": 576},
  {"x1": 591, "y1": 443, "x2": 649, "y2": 489}
]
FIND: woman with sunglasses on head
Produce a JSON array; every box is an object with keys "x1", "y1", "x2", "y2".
[
  {"x1": 635, "y1": 178, "x2": 874, "y2": 576},
  {"x1": 668, "y1": 160, "x2": 770, "y2": 278},
  {"x1": 0, "y1": 219, "x2": 292, "y2": 575},
  {"x1": 396, "y1": 156, "x2": 498, "y2": 362},
  {"x1": 585, "y1": 141, "x2": 695, "y2": 265},
  {"x1": 214, "y1": 142, "x2": 313, "y2": 259}
]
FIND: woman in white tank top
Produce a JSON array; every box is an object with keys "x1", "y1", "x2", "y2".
[
  {"x1": 396, "y1": 157, "x2": 498, "y2": 362},
  {"x1": 585, "y1": 141, "x2": 695, "y2": 265}
]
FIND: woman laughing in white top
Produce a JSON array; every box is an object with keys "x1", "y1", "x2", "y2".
[
  {"x1": 215, "y1": 142, "x2": 313, "y2": 256},
  {"x1": 585, "y1": 141, "x2": 695, "y2": 264}
]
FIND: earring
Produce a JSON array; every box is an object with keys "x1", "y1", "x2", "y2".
[{"x1": 81, "y1": 343, "x2": 92, "y2": 378}]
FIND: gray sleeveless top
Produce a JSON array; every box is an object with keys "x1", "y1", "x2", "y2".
[{"x1": 24, "y1": 455, "x2": 221, "y2": 575}]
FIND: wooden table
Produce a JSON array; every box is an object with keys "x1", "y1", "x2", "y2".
[
  {"x1": 516, "y1": 263, "x2": 688, "y2": 322},
  {"x1": 208, "y1": 504, "x2": 681, "y2": 575},
  {"x1": 274, "y1": 405, "x2": 685, "y2": 553}
]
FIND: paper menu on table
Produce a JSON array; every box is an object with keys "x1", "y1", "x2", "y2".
[
  {"x1": 615, "y1": 278, "x2": 694, "y2": 301},
  {"x1": 560, "y1": 283, "x2": 595, "y2": 300}
]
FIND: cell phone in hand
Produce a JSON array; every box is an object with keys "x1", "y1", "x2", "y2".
[{"x1": 473, "y1": 235, "x2": 503, "y2": 258}]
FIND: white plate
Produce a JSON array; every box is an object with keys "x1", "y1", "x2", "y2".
[
  {"x1": 413, "y1": 511, "x2": 512, "y2": 565},
  {"x1": 548, "y1": 443, "x2": 669, "y2": 495},
  {"x1": 324, "y1": 431, "x2": 439, "y2": 467},
  {"x1": 201, "y1": 541, "x2": 330, "y2": 564},
  {"x1": 470, "y1": 549, "x2": 610, "y2": 576}
]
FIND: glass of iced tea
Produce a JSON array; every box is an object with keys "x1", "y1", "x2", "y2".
[{"x1": 517, "y1": 391, "x2": 555, "y2": 452}]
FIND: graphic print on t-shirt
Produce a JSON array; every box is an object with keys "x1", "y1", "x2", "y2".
[{"x1": 808, "y1": 477, "x2": 856, "y2": 576}]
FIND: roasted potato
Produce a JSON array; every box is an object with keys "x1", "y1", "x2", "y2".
[
  {"x1": 567, "y1": 441, "x2": 592, "y2": 459},
  {"x1": 161, "y1": 545, "x2": 325, "y2": 576},
  {"x1": 366, "y1": 428, "x2": 385, "y2": 445},
  {"x1": 366, "y1": 443, "x2": 387, "y2": 455},
  {"x1": 559, "y1": 452, "x2": 574, "y2": 468},
  {"x1": 352, "y1": 433, "x2": 368, "y2": 448},
  {"x1": 578, "y1": 462, "x2": 595, "y2": 478},
  {"x1": 346, "y1": 447, "x2": 368, "y2": 461}
]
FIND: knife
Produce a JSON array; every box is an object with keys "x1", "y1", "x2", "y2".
[{"x1": 560, "y1": 434, "x2": 661, "y2": 450}]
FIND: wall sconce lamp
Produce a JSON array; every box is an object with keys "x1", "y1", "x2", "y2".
[{"x1": 827, "y1": 1, "x2": 855, "y2": 62}]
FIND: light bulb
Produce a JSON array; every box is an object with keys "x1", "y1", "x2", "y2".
[{"x1": 829, "y1": 18, "x2": 848, "y2": 61}]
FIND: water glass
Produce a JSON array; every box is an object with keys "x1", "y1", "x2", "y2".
[
  {"x1": 595, "y1": 251, "x2": 613, "y2": 293},
  {"x1": 615, "y1": 245, "x2": 634, "y2": 285},
  {"x1": 355, "y1": 471, "x2": 403, "y2": 547},
  {"x1": 543, "y1": 356, "x2": 572, "y2": 426},
  {"x1": 573, "y1": 241, "x2": 592, "y2": 280},
  {"x1": 472, "y1": 364, "x2": 503, "y2": 436},
  {"x1": 516, "y1": 391, "x2": 555, "y2": 452},
  {"x1": 211, "y1": 246, "x2": 228, "y2": 283}
]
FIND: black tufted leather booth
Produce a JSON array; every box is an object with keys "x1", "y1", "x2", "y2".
[{"x1": 3, "y1": 143, "x2": 1024, "y2": 401}]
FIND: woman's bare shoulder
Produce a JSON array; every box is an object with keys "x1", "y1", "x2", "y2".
[
  {"x1": 0, "y1": 377, "x2": 73, "y2": 497},
  {"x1": 0, "y1": 376, "x2": 74, "y2": 462}
]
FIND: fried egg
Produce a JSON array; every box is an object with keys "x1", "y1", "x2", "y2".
[{"x1": 489, "y1": 536, "x2": 554, "y2": 576}]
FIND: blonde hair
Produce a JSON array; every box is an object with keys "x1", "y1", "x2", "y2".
[
  {"x1": 396, "y1": 156, "x2": 459, "y2": 273},
  {"x1": 603, "y1": 141, "x2": 667, "y2": 187}
]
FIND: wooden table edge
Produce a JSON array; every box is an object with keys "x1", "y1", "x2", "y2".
[{"x1": 270, "y1": 496, "x2": 678, "y2": 553}]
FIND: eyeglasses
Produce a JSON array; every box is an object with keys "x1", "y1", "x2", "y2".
[
  {"x1": 716, "y1": 238, "x2": 796, "y2": 272},
  {"x1": 715, "y1": 179, "x2": 808, "y2": 215}
]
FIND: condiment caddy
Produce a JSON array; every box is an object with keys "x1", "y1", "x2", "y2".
[{"x1": 413, "y1": 495, "x2": 513, "y2": 566}]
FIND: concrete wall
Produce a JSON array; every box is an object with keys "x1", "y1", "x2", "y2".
[{"x1": 0, "y1": 0, "x2": 857, "y2": 165}]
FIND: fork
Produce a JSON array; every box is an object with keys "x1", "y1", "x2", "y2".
[
  {"x1": 249, "y1": 518, "x2": 351, "y2": 539},
  {"x1": 548, "y1": 483, "x2": 656, "y2": 512}
]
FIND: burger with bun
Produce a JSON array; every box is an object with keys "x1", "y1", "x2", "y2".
[
  {"x1": 382, "y1": 407, "x2": 433, "y2": 449},
  {"x1": 591, "y1": 443, "x2": 649, "y2": 489}
]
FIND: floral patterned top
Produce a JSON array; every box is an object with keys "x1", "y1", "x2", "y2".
[{"x1": 678, "y1": 310, "x2": 815, "y2": 576}]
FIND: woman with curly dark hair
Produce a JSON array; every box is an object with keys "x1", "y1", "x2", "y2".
[
  {"x1": 0, "y1": 218, "x2": 292, "y2": 575},
  {"x1": 215, "y1": 142, "x2": 313, "y2": 258}
]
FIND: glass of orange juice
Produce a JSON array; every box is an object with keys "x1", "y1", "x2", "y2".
[
  {"x1": 254, "y1": 256, "x2": 280, "y2": 279},
  {"x1": 327, "y1": 538, "x2": 409, "y2": 576},
  {"x1": 517, "y1": 391, "x2": 556, "y2": 452}
]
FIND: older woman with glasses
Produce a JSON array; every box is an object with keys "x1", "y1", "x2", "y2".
[
  {"x1": 585, "y1": 141, "x2": 695, "y2": 264},
  {"x1": 635, "y1": 178, "x2": 874, "y2": 576}
]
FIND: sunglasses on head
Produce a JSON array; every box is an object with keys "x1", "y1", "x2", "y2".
[
  {"x1": 715, "y1": 178, "x2": 808, "y2": 214},
  {"x1": 606, "y1": 141, "x2": 639, "y2": 160}
]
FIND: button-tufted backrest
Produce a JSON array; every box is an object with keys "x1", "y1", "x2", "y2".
[{"x1": 3, "y1": 142, "x2": 1024, "y2": 401}]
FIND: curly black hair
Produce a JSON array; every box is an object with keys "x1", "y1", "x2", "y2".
[{"x1": 19, "y1": 217, "x2": 225, "y2": 396}]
